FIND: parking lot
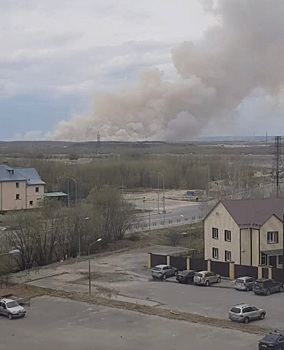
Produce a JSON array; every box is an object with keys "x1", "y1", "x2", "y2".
[
  {"x1": 0, "y1": 296, "x2": 260, "y2": 350},
  {"x1": 11, "y1": 246, "x2": 284, "y2": 332}
]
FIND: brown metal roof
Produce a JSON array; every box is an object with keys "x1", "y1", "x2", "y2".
[{"x1": 221, "y1": 198, "x2": 284, "y2": 228}]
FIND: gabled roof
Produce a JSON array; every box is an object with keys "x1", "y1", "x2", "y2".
[
  {"x1": 221, "y1": 198, "x2": 284, "y2": 228},
  {"x1": 0, "y1": 165, "x2": 45, "y2": 185}
]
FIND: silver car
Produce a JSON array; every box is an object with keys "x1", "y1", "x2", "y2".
[
  {"x1": 229, "y1": 303, "x2": 266, "y2": 324},
  {"x1": 151, "y1": 264, "x2": 178, "y2": 279},
  {"x1": 235, "y1": 276, "x2": 255, "y2": 291},
  {"x1": 0, "y1": 298, "x2": 26, "y2": 320},
  {"x1": 194, "y1": 271, "x2": 221, "y2": 286}
]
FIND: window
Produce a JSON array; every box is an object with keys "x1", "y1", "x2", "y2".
[
  {"x1": 278, "y1": 255, "x2": 283, "y2": 265},
  {"x1": 212, "y1": 228, "x2": 218, "y2": 239},
  {"x1": 212, "y1": 247, "x2": 219, "y2": 259},
  {"x1": 267, "y1": 231, "x2": 278, "y2": 244},
  {"x1": 16, "y1": 194, "x2": 20, "y2": 200},
  {"x1": 29, "y1": 201, "x2": 33, "y2": 206},
  {"x1": 16, "y1": 182, "x2": 19, "y2": 188},
  {"x1": 225, "y1": 250, "x2": 231, "y2": 261},
  {"x1": 35, "y1": 187, "x2": 39, "y2": 193},
  {"x1": 261, "y1": 252, "x2": 267, "y2": 265},
  {"x1": 225, "y1": 230, "x2": 231, "y2": 242}
]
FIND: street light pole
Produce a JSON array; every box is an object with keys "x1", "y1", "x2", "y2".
[
  {"x1": 67, "y1": 177, "x2": 77, "y2": 206},
  {"x1": 88, "y1": 238, "x2": 102, "y2": 295},
  {"x1": 78, "y1": 217, "x2": 89, "y2": 257}
]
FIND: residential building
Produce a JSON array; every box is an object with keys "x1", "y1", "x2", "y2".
[
  {"x1": 0, "y1": 165, "x2": 45, "y2": 211},
  {"x1": 204, "y1": 198, "x2": 284, "y2": 268}
]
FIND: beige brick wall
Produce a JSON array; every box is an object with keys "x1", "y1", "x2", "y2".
[
  {"x1": 204, "y1": 202, "x2": 240, "y2": 263},
  {"x1": 0, "y1": 181, "x2": 44, "y2": 211}
]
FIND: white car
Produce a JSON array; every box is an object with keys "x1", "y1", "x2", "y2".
[
  {"x1": 0, "y1": 298, "x2": 26, "y2": 320},
  {"x1": 194, "y1": 271, "x2": 221, "y2": 286},
  {"x1": 151, "y1": 264, "x2": 178, "y2": 279}
]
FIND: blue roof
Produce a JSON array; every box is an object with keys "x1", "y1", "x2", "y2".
[{"x1": 0, "y1": 165, "x2": 45, "y2": 185}]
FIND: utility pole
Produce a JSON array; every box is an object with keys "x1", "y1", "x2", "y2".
[{"x1": 272, "y1": 136, "x2": 283, "y2": 198}]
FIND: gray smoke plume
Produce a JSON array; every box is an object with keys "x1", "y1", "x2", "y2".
[{"x1": 51, "y1": 0, "x2": 284, "y2": 141}]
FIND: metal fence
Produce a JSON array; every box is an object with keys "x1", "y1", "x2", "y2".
[{"x1": 235, "y1": 264, "x2": 258, "y2": 279}]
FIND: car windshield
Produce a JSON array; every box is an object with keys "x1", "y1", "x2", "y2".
[
  {"x1": 261, "y1": 334, "x2": 280, "y2": 343},
  {"x1": 230, "y1": 307, "x2": 241, "y2": 314},
  {"x1": 7, "y1": 301, "x2": 19, "y2": 308},
  {"x1": 152, "y1": 267, "x2": 162, "y2": 271},
  {"x1": 180, "y1": 271, "x2": 190, "y2": 276},
  {"x1": 236, "y1": 279, "x2": 245, "y2": 284},
  {"x1": 254, "y1": 281, "x2": 265, "y2": 287}
]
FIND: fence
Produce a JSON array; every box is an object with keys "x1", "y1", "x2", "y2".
[
  {"x1": 211, "y1": 261, "x2": 230, "y2": 278},
  {"x1": 148, "y1": 252, "x2": 284, "y2": 281},
  {"x1": 235, "y1": 264, "x2": 258, "y2": 279}
]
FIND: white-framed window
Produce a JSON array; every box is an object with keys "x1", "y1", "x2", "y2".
[
  {"x1": 212, "y1": 227, "x2": 218, "y2": 239},
  {"x1": 224, "y1": 230, "x2": 231, "y2": 242},
  {"x1": 267, "y1": 231, "x2": 278, "y2": 244},
  {"x1": 212, "y1": 247, "x2": 219, "y2": 259},
  {"x1": 225, "y1": 250, "x2": 231, "y2": 261},
  {"x1": 261, "y1": 252, "x2": 267, "y2": 265}
]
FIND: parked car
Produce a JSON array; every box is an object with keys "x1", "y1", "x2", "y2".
[
  {"x1": 229, "y1": 303, "x2": 266, "y2": 324},
  {"x1": 0, "y1": 298, "x2": 26, "y2": 320},
  {"x1": 234, "y1": 276, "x2": 255, "y2": 291},
  {"x1": 151, "y1": 265, "x2": 178, "y2": 280},
  {"x1": 176, "y1": 270, "x2": 196, "y2": 284},
  {"x1": 259, "y1": 330, "x2": 284, "y2": 349},
  {"x1": 193, "y1": 271, "x2": 221, "y2": 286},
  {"x1": 253, "y1": 278, "x2": 284, "y2": 295}
]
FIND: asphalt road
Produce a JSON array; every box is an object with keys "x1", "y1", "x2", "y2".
[
  {"x1": 115, "y1": 277, "x2": 284, "y2": 330},
  {"x1": 14, "y1": 246, "x2": 284, "y2": 330},
  {"x1": 0, "y1": 296, "x2": 260, "y2": 350}
]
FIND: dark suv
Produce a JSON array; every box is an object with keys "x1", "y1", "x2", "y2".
[
  {"x1": 259, "y1": 330, "x2": 284, "y2": 349},
  {"x1": 253, "y1": 278, "x2": 284, "y2": 296}
]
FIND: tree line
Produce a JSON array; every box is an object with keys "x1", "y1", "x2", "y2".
[{"x1": 3, "y1": 185, "x2": 134, "y2": 270}]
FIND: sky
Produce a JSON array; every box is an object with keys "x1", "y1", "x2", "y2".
[{"x1": 1, "y1": 0, "x2": 284, "y2": 141}]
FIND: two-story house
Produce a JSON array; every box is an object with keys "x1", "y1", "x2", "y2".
[
  {"x1": 204, "y1": 198, "x2": 284, "y2": 269},
  {"x1": 0, "y1": 165, "x2": 45, "y2": 212}
]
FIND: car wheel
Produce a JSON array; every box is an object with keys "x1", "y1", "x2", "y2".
[
  {"x1": 8, "y1": 313, "x2": 13, "y2": 320},
  {"x1": 217, "y1": 277, "x2": 221, "y2": 283},
  {"x1": 260, "y1": 313, "x2": 265, "y2": 320},
  {"x1": 266, "y1": 289, "x2": 271, "y2": 296},
  {"x1": 244, "y1": 317, "x2": 249, "y2": 324},
  {"x1": 205, "y1": 280, "x2": 210, "y2": 287},
  {"x1": 163, "y1": 274, "x2": 167, "y2": 280}
]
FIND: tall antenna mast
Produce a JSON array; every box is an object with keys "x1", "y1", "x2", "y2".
[
  {"x1": 97, "y1": 131, "x2": 101, "y2": 151},
  {"x1": 271, "y1": 136, "x2": 283, "y2": 197}
]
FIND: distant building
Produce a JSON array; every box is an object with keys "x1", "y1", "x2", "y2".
[
  {"x1": 0, "y1": 165, "x2": 45, "y2": 212},
  {"x1": 204, "y1": 198, "x2": 284, "y2": 269}
]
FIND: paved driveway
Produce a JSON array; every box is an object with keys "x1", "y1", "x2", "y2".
[
  {"x1": 0, "y1": 296, "x2": 260, "y2": 350},
  {"x1": 11, "y1": 246, "x2": 284, "y2": 330}
]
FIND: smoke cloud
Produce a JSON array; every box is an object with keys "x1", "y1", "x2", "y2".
[{"x1": 51, "y1": 0, "x2": 284, "y2": 141}]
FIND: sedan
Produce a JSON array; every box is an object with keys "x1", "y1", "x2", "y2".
[
  {"x1": 151, "y1": 265, "x2": 178, "y2": 280},
  {"x1": 176, "y1": 270, "x2": 196, "y2": 284},
  {"x1": 259, "y1": 330, "x2": 284, "y2": 349}
]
